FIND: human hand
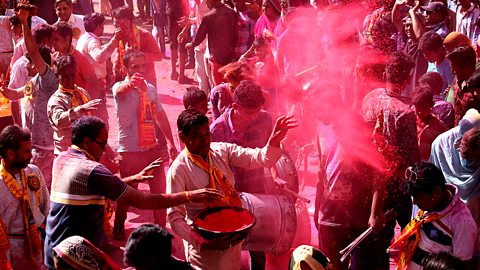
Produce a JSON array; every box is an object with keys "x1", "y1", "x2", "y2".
[
  {"x1": 76, "y1": 99, "x2": 102, "y2": 114},
  {"x1": 177, "y1": 16, "x2": 191, "y2": 27},
  {"x1": 187, "y1": 188, "x2": 223, "y2": 203},
  {"x1": 273, "y1": 178, "x2": 287, "y2": 189},
  {"x1": 185, "y1": 42, "x2": 194, "y2": 50},
  {"x1": 137, "y1": 157, "x2": 163, "y2": 181},
  {"x1": 112, "y1": 28, "x2": 123, "y2": 42},
  {"x1": 369, "y1": 212, "x2": 385, "y2": 234},
  {"x1": 15, "y1": 1, "x2": 31, "y2": 25},
  {"x1": 267, "y1": 115, "x2": 298, "y2": 148},
  {"x1": 395, "y1": 0, "x2": 407, "y2": 5},
  {"x1": 168, "y1": 143, "x2": 179, "y2": 161},
  {"x1": 128, "y1": 73, "x2": 147, "y2": 91}
]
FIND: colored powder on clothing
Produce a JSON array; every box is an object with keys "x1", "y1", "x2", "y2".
[{"x1": 195, "y1": 208, "x2": 254, "y2": 232}]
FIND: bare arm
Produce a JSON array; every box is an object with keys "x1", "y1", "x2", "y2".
[
  {"x1": 17, "y1": 6, "x2": 46, "y2": 75},
  {"x1": 1, "y1": 86, "x2": 25, "y2": 100},
  {"x1": 392, "y1": 0, "x2": 407, "y2": 33},
  {"x1": 117, "y1": 187, "x2": 190, "y2": 209},
  {"x1": 409, "y1": 2, "x2": 424, "y2": 40},
  {"x1": 369, "y1": 172, "x2": 385, "y2": 233}
]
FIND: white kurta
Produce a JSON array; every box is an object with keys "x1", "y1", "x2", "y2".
[{"x1": 167, "y1": 142, "x2": 282, "y2": 270}]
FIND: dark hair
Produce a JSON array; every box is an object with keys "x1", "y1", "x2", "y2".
[
  {"x1": 53, "y1": 21, "x2": 73, "y2": 40},
  {"x1": 233, "y1": 80, "x2": 265, "y2": 109},
  {"x1": 112, "y1": 6, "x2": 134, "y2": 22},
  {"x1": 55, "y1": 0, "x2": 72, "y2": 6},
  {"x1": 177, "y1": 109, "x2": 209, "y2": 136},
  {"x1": 418, "y1": 30, "x2": 444, "y2": 53},
  {"x1": 421, "y1": 252, "x2": 466, "y2": 270},
  {"x1": 71, "y1": 116, "x2": 106, "y2": 145},
  {"x1": 419, "y1": 72, "x2": 444, "y2": 96},
  {"x1": 183, "y1": 87, "x2": 207, "y2": 109},
  {"x1": 32, "y1": 23, "x2": 54, "y2": 44},
  {"x1": 124, "y1": 224, "x2": 173, "y2": 268},
  {"x1": 404, "y1": 161, "x2": 446, "y2": 196},
  {"x1": 447, "y1": 46, "x2": 477, "y2": 71},
  {"x1": 0, "y1": 125, "x2": 31, "y2": 157},
  {"x1": 465, "y1": 69, "x2": 480, "y2": 92},
  {"x1": 411, "y1": 85, "x2": 434, "y2": 108},
  {"x1": 386, "y1": 51, "x2": 415, "y2": 85},
  {"x1": 54, "y1": 54, "x2": 76, "y2": 76},
  {"x1": 9, "y1": 14, "x2": 32, "y2": 29},
  {"x1": 25, "y1": 45, "x2": 52, "y2": 66},
  {"x1": 123, "y1": 49, "x2": 144, "y2": 68},
  {"x1": 84, "y1": 13, "x2": 105, "y2": 33}
]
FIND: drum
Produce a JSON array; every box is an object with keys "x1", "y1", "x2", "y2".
[
  {"x1": 264, "y1": 151, "x2": 299, "y2": 194},
  {"x1": 240, "y1": 193, "x2": 297, "y2": 255}
]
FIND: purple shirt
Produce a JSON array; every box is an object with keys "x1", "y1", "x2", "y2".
[{"x1": 210, "y1": 108, "x2": 273, "y2": 193}]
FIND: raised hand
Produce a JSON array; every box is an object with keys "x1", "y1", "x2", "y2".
[
  {"x1": 268, "y1": 115, "x2": 298, "y2": 148},
  {"x1": 77, "y1": 99, "x2": 102, "y2": 114},
  {"x1": 138, "y1": 157, "x2": 163, "y2": 180}
]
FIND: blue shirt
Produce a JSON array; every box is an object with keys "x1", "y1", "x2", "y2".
[
  {"x1": 427, "y1": 58, "x2": 455, "y2": 94},
  {"x1": 113, "y1": 79, "x2": 163, "y2": 152}
]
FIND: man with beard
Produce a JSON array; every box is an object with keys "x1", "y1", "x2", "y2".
[{"x1": 0, "y1": 125, "x2": 50, "y2": 269}]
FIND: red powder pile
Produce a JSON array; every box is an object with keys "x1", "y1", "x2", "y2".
[{"x1": 195, "y1": 208, "x2": 253, "y2": 232}]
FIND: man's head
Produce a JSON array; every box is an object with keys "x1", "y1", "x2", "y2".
[
  {"x1": 219, "y1": 61, "x2": 255, "y2": 88},
  {"x1": 52, "y1": 21, "x2": 73, "y2": 53},
  {"x1": 32, "y1": 23, "x2": 54, "y2": 48},
  {"x1": 0, "y1": 125, "x2": 32, "y2": 170},
  {"x1": 386, "y1": 51, "x2": 415, "y2": 89},
  {"x1": 177, "y1": 109, "x2": 210, "y2": 156},
  {"x1": 418, "y1": 31, "x2": 445, "y2": 63},
  {"x1": 9, "y1": 14, "x2": 31, "y2": 37},
  {"x1": 183, "y1": 87, "x2": 208, "y2": 115},
  {"x1": 232, "y1": 80, "x2": 265, "y2": 122},
  {"x1": 459, "y1": 128, "x2": 480, "y2": 162},
  {"x1": 112, "y1": 6, "x2": 134, "y2": 33},
  {"x1": 71, "y1": 116, "x2": 108, "y2": 161},
  {"x1": 25, "y1": 45, "x2": 52, "y2": 77},
  {"x1": 403, "y1": 16, "x2": 415, "y2": 40},
  {"x1": 55, "y1": 0, "x2": 73, "y2": 22},
  {"x1": 419, "y1": 72, "x2": 444, "y2": 96},
  {"x1": 447, "y1": 46, "x2": 477, "y2": 82},
  {"x1": 370, "y1": 18, "x2": 396, "y2": 53},
  {"x1": 124, "y1": 224, "x2": 173, "y2": 270},
  {"x1": 84, "y1": 13, "x2": 105, "y2": 36},
  {"x1": 411, "y1": 86, "x2": 434, "y2": 121},
  {"x1": 54, "y1": 54, "x2": 77, "y2": 89},
  {"x1": 123, "y1": 50, "x2": 145, "y2": 77},
  {"x1": 404, "y1": 161, "x2": 447, "y2": 211},
  {"x1": 421, "y1": 2, "x2": 448, "y2": 26}
]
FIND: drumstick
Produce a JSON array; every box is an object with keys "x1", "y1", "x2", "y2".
[
  {"x1": 339, "y1": 209, "x2": 396, "y2": 262},
  {"x1": 282, "y1": 187, "x2": 311, "y2": 203},
  {"x1": 295, "y1": 65, "x2": 319, "y2": 77}
]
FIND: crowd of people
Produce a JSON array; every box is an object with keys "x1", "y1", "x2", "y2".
[{"x1": 1, "y1": 0, "x2": 480, "y2": 269}]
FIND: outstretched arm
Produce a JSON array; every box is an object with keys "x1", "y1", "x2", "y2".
[{"x1": 17, "y1": 3, "x2": 47, "y2": 75}]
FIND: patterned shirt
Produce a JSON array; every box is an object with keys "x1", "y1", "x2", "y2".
[
  {"x1": 0, "y1": 164, "x2": 50, "y2": 235},
  {"x1": 24, "y1": 65, "x2": 57, "y2": 148},
  {"x1": 453, "y1": 78, "x2": 480, "y2": 126},
  {"x1": 234, "y1": 12, "x2": 254, "y2": 58},
  {"x1": 362, "y1": 88, "x2": 420, "y2": 175}
]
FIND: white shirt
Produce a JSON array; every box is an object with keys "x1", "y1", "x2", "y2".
[
  {"x1": 58, "y1": 14, "x2": 85, "y2": 46},
  {"x1": 76, "y1": 31, "x2": 117, "y2": 82},
  {"x1": 0, "y1": 15, "x2": 14, "y2": 54},
  {"x1": 8, "y1": 55, "x2": 31, "y2": 89},
  {"x1": 167, "y1": 142, "x2": 282, "y2": 270}
]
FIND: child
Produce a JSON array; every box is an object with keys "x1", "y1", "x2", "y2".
[
  {"x1": 183, "y1": 86, "x2": 208, "y2": 115},
  {"x1": 390, "y1": 162, "x2": 477, "y2": 270}
]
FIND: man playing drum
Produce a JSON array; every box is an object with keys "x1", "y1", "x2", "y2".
[{"x1": 167, "y1": 109, "x2": 297, "y2": 270}]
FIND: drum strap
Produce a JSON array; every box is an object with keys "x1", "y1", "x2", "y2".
[{"x1": 184, "y1": 148, "x2": 241, "y2": 206}]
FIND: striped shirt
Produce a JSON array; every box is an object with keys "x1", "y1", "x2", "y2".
[{"x1": 456, "y1": 5, "x2": 480, "y2": 46}]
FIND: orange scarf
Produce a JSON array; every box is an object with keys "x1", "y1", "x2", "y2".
[
  {"x1": 59, "y1": 85, "x2": 90, "y2": 109},
  {"x1": 116, "y1": 26, "x2": 141, "y2": 78},
  {"x1": 137, "y1": 86, "x2": 157, "y2": 149},
  {"x1": 184, "y1": 148, "x2": 241, "y2": 206},
  {"x1": 389, "y1": 206, "x2": 454, "y2": 270},
  {"x1": 0, "y1": 217, "x2": 11, "y2": 270},
  {"x1": 0, "y1": 161, "x2": 42, "y2": 261}
]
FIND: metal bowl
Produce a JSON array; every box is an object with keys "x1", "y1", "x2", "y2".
[{"x1": 193, "y1": 206, "x2": 256, "y2": 240}]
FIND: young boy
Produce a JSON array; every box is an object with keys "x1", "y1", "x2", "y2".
[
  {"x1": 390, "y1": 161, "x2": 477, "y2": 270},
  {"x1": 183, "y1": 86, "x2": 208, "y2": 115}
]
